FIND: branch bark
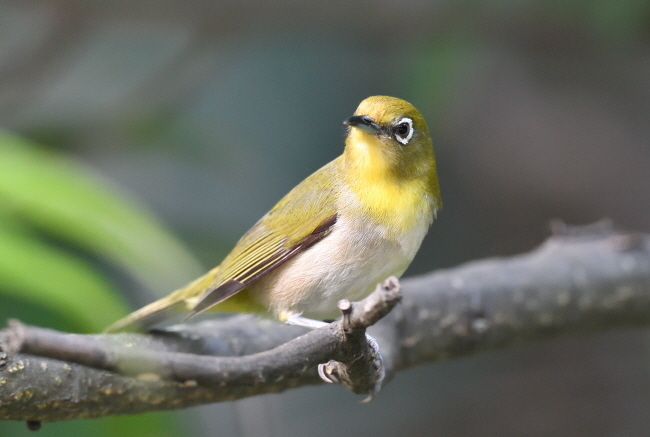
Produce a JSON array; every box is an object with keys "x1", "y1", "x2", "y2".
[{"x1": 1, "y1": 222, "x2": 650, "y2": 422}]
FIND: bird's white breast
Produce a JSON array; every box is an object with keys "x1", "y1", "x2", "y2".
[{"x1": 255, "y1": 189, "x2": 433, "y2": 321}]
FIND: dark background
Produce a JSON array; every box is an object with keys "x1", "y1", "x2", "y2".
[{"x1": 1, "y1": 1, "x2": 650, "y2": 436}]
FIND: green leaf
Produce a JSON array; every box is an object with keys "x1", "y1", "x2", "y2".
[
  {"x1": 0, "y1": 132, "x2": 205, "y2": 332},
  {"x1": 0, "y1": 132, "x2": 203, "y2": 297},
  {"x1": 0, "y1": 222, "x2": 128, "y2": 332},
  {"x1": 0, "y1": 131, "x2": 197, "y2": 437}
]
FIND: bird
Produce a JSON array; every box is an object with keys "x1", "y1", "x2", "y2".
[{"x1": 106, "y1": 95, "x2": 441, "y2": 333}]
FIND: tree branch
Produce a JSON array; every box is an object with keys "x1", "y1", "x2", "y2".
[{"x1": 1, "y1": 222, "x2": 649, "y2": 422}]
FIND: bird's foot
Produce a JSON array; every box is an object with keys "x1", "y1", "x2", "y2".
[
  {"x1": 283, "y1": 296, "x2": 390, "y2": 401},
  {"x1": 318, "y1": 332, "x2": 384, "y2": 401}
]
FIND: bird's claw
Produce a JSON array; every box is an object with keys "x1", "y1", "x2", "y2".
[{"x1": 318, "y1": 361, "x2": 340, "y2": 383}]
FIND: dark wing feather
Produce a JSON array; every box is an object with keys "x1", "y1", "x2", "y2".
[
  {"x1": 187, "y1": 213, "x2": 337, "y2": 317},
  {"x1": 183, "y1": 160, "x2": 341, "y2": 318}
]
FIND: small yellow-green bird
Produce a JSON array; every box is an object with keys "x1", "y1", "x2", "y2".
[{"x1": 106, "y1": 96, "x2": 440, "y2": 333}]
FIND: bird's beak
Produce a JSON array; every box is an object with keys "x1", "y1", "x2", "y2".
[{"x1": 344, "y1": 115, "x2": 381, "y2": 134}]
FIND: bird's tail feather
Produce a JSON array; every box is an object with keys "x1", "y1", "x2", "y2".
[{"x1": 104, "y1": 272, "x2": 215, "y2": 333}]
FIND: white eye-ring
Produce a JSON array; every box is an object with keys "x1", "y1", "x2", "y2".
[{"x1": 394, "y1": 117, "x2": 414, "y2": 145}]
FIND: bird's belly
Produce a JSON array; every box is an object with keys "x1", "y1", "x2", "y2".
[{"x1": 253, "y1": 214, "x2": 428, "y2": 321}]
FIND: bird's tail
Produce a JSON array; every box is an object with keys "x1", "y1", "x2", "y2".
[{"x1": 104, "y1": 272, "x2": 215, "y2": 333}]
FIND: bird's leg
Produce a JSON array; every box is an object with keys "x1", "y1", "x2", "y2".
[{"x1": 284, "y1": 315, "x2": 328, "y2": 330}]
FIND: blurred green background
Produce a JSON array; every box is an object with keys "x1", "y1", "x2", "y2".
[{"x1": 1, "y1": 1, "x2": 650, "y2": 436}]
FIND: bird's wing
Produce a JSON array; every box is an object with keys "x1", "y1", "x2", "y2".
[
  {"x1": 104, "y1": 160, "x2": 341, "y2": 333},
  {"x1": 185, "y1": 160, "x2": 340, "y2": 317}
]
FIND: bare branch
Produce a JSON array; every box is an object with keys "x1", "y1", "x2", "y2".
[
  {"x1": 391, "y1": 224, "x2": 650, "y2": 370},
  {"x1": 1, "y1": 224, "x2": 649, "y2": 422},
  {"x1": 0, "y1": 278, "x2": 401, "y2": 421}
]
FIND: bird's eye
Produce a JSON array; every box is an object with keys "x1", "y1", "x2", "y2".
[{"x1": 393, "y1": 117, "x2": 414, "y2": 145}]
